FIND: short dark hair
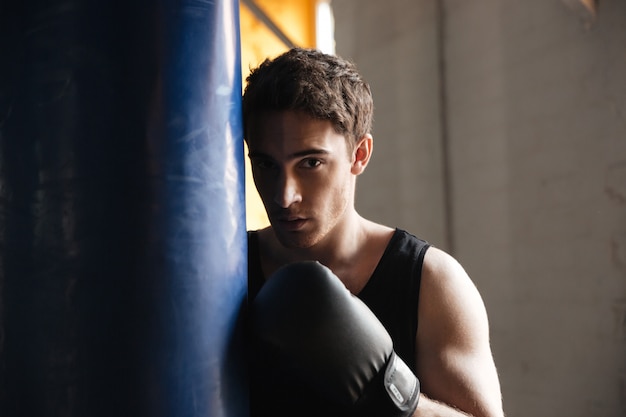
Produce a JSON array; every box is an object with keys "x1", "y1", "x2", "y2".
[{"x1": 242, "y1": 48, "x2": 373, "y2": 151}]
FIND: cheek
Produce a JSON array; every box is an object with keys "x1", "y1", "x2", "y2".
[
  {"x1": 321, "y1": 171, "x2": 351, "y2": 208},
  {"x1": 251, "y1": 171, "x2": 273, "y2": 201}
]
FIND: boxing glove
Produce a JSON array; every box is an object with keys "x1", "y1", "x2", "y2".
[{"x1": 250, "y1": 261, "x2": 420, "y2": 417}]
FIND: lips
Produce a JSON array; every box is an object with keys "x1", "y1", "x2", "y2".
[{"x1": 273, "y1": 213, "x2": 308, "y2": 231}]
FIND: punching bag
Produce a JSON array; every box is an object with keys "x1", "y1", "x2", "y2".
[{"x1": 0, "y1": 1, "x2": 248, "y2": 416}]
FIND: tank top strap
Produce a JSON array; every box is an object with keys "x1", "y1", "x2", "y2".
[{"x1": 247, "y1": 230, "x2": 265, "y2": 301}]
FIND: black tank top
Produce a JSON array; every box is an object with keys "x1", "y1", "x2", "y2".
[{"x1": 247, "y1": 228, "x2": 430, "y2": 371}]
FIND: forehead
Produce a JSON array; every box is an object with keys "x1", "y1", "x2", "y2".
[{"x1": 246, "y1": 110, "x2": 347, "y2": 155}]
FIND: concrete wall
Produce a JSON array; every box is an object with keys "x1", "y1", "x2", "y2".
[{"x1": 333, "y1": 1, "x2": 626, "y2": 416}]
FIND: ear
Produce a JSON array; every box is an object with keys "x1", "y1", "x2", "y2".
[{"x1": 351, "y1": 134, "x2": 373, "y2": 175}]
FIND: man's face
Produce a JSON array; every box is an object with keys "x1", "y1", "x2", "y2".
[{"x1": 247, "y1": 110, "x2": 356, "y2": 249}]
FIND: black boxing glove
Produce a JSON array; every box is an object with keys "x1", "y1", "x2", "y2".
[{"x1": 250, "y1": 261, "x2": 420, "y2": 417}]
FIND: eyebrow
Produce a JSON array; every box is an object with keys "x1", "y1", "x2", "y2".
[{"x1": 248, "y1": 148, "x2": 330, "y2": 160}]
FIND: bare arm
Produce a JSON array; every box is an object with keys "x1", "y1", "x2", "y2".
[
  {"x1": 413, "y1": 394, "x2": 472, "y2": 417},
  {"x1": 414, "y1": 247, "x2": 504, "y2": 417}
]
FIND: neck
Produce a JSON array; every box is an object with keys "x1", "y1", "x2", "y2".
[
  {"x1": 291, "y1": 211, "x2": 367, "y2": 268},
  {"x1": 260, "y1": 209, "x2": 394, "y2": 293}
]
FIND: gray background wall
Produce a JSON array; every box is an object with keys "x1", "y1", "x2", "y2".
[{"x1": 332, "y1": 1, "x2": 626, "y2": 416}]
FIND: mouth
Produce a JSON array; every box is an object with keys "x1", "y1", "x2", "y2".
[{"x1": 273, "y1": 215, "x2": 308, "y2": 231}]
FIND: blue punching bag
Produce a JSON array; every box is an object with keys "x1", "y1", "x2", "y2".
[{"x1": 0, "y1": 1, "x2": 247, "y2": 416}]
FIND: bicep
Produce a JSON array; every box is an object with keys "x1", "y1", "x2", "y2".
[{"x1": 416, "y1": 248, "x2": 503, "y2": 417}]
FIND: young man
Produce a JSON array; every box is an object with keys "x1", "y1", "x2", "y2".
[{"x1": 244, "y1": 48, "x2": 504, "y2": 417}]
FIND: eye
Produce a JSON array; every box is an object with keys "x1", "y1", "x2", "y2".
[
  {"x1": 252, "y1": 158, "x2": 277, "y2": 170},
  {"x1": 300, "y1": 158, "x2": 322, "y2": 169}
]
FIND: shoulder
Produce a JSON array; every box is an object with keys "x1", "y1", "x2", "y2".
[
  {"x1": 419, "y1": 247, "x2": 489, "y2": 343},
  {"x1": 250, "y1": 227, "x2": 280, "y2": 262},
  {"x1": 422, "y1": 246, "x2": 469, "y2": 285}
]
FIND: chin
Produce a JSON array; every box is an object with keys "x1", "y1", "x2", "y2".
[{"x1": 274, "y1": 230, "x2": 319, "y2": 249}]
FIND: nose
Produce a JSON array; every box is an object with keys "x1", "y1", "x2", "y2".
[{"x1": 274, "y1": 171, "x2": 302, "y2": 208}]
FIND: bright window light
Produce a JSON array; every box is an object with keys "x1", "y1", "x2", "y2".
[{"x1": 316, "y1": 0, "x2": 335, "y2": 54}]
